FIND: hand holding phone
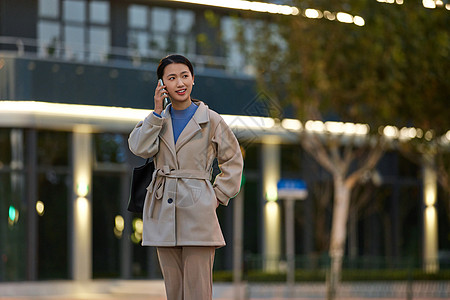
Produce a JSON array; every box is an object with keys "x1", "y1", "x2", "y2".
[{"x1": 158, "y1": 79, "x2": 170, "y2": 109}]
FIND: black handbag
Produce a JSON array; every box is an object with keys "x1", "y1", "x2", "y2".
[{"x1": 127, "y1": 158, "x2": 155, "y2": 213}]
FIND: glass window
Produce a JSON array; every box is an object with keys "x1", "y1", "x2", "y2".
[
  {"x1": 37, "y1": 21, "x2": 60, "y2": 57},
  {"x1": 0, "y1": 173, "x2": 27, "y2": 280},
  {"x1": 129, "y1": 5, "x2": 147, "y2": 29},
  {"x1": 0, "y1": 129, "x2": 26, "y2": 281},
  {"x1": 151, "y1": 7, "x2": 171, "y2": 32},
  {"x1": 64, "y1": 25, "x2": 85, "y2": 59},
  {"x1": 89, "y1": 26, "x2": 110, "y2": 61},
  {"x1": 37, "y1": 172, "x2": 69, "y2": 279},
  {"x1": 90, "y1": 1, "x2": 109, "y2": 24},
  {"x1": 94, "y1": 133, "x2": 126, "y2": 164},
  {"x1": 63, "y1": 0, "x2": 86, "y2": 23},
  {"x1": 152, "y1": 34, "x2": 168, "y2": 52},
  {"x1": 39, "y1": 0, "x2": 59, "y2": 18},
  {"x1": 0, "y1": 129, "x2": 12, "y2": 166},
  {"x1": 175, "y1": 10, "x2": 194, "y2": 34},
  {"x1": 37, "y1": 131, "x2": 69, "y2": 166}
]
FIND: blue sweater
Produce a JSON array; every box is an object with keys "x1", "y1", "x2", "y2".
[
  {"x1": 153, "y1": 102, "x2": 198, "y2": 143},
  {"x1": 170, "y1": 102, "x2": 198, "y2": 143}
]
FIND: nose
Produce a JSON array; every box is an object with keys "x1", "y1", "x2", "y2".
[{"x1": 176, "y1": 77, "x2": 184, "y2": 87}]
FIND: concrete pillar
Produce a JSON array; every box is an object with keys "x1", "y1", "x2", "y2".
[
  {"x1": 422, "y1": 153, "x2": 439, "y2": 273},
  {"x1": 262, "y1": 138, "x2": 281, "y2": 272},
  {"x1": 71, "y1": 127, "x2": 93, "y2": 281}
]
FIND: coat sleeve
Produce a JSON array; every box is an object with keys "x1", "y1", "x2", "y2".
[
  {"x1": 128, "y1": 112, "x2": 164, "y2": 159},
  {"x1": 212, "y1": 118, "x2": 244, "y2": 206}
]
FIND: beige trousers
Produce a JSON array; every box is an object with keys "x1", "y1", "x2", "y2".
[{"x1": 157, "y1": 246, "x2": 216, "y2": 300}]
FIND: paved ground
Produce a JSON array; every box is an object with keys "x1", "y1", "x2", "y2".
[{"x1": 0, "y1": 280, "x2": 449, "y2": 299}]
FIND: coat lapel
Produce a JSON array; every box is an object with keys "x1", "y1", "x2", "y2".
[
  {"x1": 158, "y1": 105, "x2": 177, "y2": 160},
  {"x1": 175, "y1": 101, "x2": 210, "y2": 153}
]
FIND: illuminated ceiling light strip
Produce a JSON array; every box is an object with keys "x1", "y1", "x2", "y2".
[
  {"x1": 0, "y1": 101, "x2": 149, "y2": 122},
  {"x1": 305, "y1": 8, "x2": 364, "y2": 26},
  {"x1": 423, "y1": 0, "x2": 436, "y2": 9},
  {"x1": 336, "y1": 12, "x2": 353, "y2": 23},
  {"x1": 170, "y1": 0, "x2": 300, "y2": 15}
]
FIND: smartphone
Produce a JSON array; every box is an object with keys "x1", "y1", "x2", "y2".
[{"x1": 158, "y1": 79, "x2": 170, "y2": 109}]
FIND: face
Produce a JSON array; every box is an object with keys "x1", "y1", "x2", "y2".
[{"x1": 162, "y1": 63, "x2": 194, "y2": 106}]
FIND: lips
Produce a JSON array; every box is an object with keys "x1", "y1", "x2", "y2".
[{"x1": 176, "y1": 89, "x2": 186, "y2": 95}]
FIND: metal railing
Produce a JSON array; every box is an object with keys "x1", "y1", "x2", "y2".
[{"x1": 0, "y1": 36, "x2": 234, "y2": 72}]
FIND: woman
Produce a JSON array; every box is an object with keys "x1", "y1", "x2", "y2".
[{"x1": 128, "y1": 54, "x2": 243, "y2": 300}]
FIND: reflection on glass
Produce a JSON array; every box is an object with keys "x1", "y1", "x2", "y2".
[
  {"x1": 94, "y1": 133, "x2": 126, "y2": 163},
  {"x1": 129, "y1": 5, "x2": 147, "y2": 28},
  {"x1": 38, "y1": 0, "x2": 59, "y2": 18},
  {"x1": 90, "y1": 1, "x2": 109, "y2": 24},
  {"x1": 63, "y1": 0, "x2": 86, "y2": 23}
]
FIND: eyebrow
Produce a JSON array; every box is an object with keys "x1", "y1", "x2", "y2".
[{"x1": 166, "y1": 70, "x2": 190, "y2": 77}]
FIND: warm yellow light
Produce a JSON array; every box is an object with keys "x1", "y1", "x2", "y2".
[
  {"x1": 446, "y1": 130, "x2": 450, "y2": 140},
  {"x1": 353, "y1": 16, "x2": 365, "y2": 26},
  {"x1": 396, "y1": 0, "x2": 404, "y2": 4},
  {"x1": 115, "y1": 215, "x2": 125, "y2": 232},
  {"x1": 355, "y1": 124, "x2": 370, "y2": 135},
  {"x1": 446, "y1": 4, "x2": 450, "y2": 10},
  {"x1": 305, "y1": 8, "x2": 321, "y2": 19},
  {"x1": 76, "y1": 197, "x2": 89, "y2": 215},
  {"x1": 305, "y1": 120, "x2": 325, "y2": 133},
  {"x1": 77, "y1": 182, "x2": 89, "y2": 197},
  {"x1": 423, "y1": 0, "x2": 436, "y2": 9},
  {"x1": 281, "y1": 119, "x2": 302, "y2": 131},
  {"x1": 36, "y1": 201, "x2": 45, "y2": 216},
  {"x1": 336, "y1": 12, "x2": 353, "y2": 23},
  {"x1": 383, "y1": 125, "x2": 399, "y2": 138},
  {"x1": 425, "y1": 186, "x2": 436, "y2": 207},
  {"x1": 170, "y1": 0, "x2": 300, "y2": 15},
  {"x1": 264, "y1": 201, "x2": 281, "y2": 271},
  {"x1": 133, "y1": 218, "x2": 144, "y2": 234},
  {"x1": 266, "y1": 188, "x2": 278, "y2": 202},
  {"x1": 325, "y1": 121, "x2": 344, "y2": 134},
  {"x1": 324, "y1": 11, "x2": 335, "y2": 20}
]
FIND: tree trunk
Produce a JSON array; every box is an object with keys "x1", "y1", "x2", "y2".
[{"x1": 327, "y1": 176, "x2": 351, "y2": 300}]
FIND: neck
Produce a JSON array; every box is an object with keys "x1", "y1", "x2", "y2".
[{"x1": 171, "y1": 98, "x2": 192, "y2": 111}]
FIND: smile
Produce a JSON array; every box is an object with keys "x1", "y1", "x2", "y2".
[{"x1": 176, "y1": 89, "x2": 186, "y2": 95}]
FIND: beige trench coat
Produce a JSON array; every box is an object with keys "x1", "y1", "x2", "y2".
[{"x1": 128, "y1": 100, "x2": 243, "y2": 247}]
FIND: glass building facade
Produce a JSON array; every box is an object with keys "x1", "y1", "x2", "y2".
[{"x1": 0, "y1": 0, "x2": 449, "y2": 283}]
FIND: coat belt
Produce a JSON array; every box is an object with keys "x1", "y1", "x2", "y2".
[{"x1": 147, "y1": 166, "x2": 212, "y2": 218}]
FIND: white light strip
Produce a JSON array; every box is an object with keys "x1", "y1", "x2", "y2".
[
  {"x1": 0, "y1": 101, "x2": 277, "y2": 131},
  {"x1": 0, "y1": 101, "x2": 149, "y2": 122},
  {"x1": 170, "y1": 0, "x2": 300, "y2": 15},
  {"x1": 304, "y1": 8, "x2": 365, "y2": 26}
]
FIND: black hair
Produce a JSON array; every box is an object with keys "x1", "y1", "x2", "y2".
[{"x1": 157, "y1": 54, "x2": 194, "y2": 80}]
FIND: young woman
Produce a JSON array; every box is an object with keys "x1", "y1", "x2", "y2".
[{"x1": 128, "y1": 54, "x2": 243, "y2": 300}]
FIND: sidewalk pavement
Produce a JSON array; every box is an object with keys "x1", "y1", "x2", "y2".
[{"x1": 0, "y1": 280, "x2": 449, "y2": 299}]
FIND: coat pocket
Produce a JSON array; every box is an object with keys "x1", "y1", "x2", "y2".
[{"x1": 176, "y1": 180, "x2": 203, "y2": 208}]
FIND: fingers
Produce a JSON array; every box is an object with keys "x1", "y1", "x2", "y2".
[{"x1": 154, "y1": 82, "x2": 166, "y2": 114}]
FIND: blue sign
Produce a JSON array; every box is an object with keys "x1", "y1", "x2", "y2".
[{"x1": 277, "y1": 179, "x2": 308, "y2": 200}]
